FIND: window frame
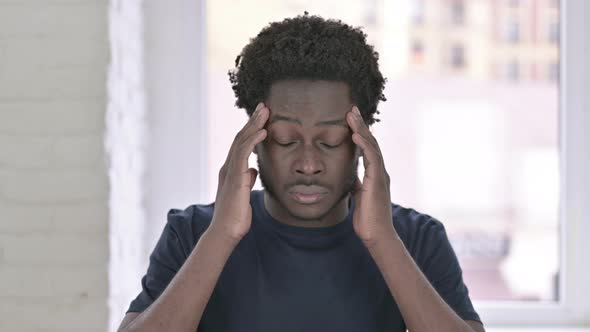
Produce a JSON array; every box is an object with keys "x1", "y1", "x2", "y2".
[
  {"x1": 474, "y1": 0, "x2": 590, "y2": 326},
  {"x1": 136, "y1": 0, "x2": 589, "y2": 328}
]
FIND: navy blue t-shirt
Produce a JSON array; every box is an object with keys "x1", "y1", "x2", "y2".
[{"x1": 128, "y1": 190, "x2": 480, "y2": 331}]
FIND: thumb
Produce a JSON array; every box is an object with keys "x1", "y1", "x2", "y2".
[{"x1": 248, "y1": 168, "x2": 258, "y2": 190}]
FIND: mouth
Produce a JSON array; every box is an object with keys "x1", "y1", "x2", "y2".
[
  {"x1": 288, "y1": 185, "x2": 329, "y2": 204},
  {"x1": 289, "y1": 192, "x2": 327, "y2": 204}
]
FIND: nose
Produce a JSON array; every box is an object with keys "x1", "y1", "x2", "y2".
[{"x1": 293, "y1": 145, "x2": 325, "y2": 176}]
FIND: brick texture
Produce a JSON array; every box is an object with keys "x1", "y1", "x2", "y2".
[{"x1": 0, "y1": 1, "x2": 109, "y2": 331}]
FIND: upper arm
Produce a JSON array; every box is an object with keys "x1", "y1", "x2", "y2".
[
  {"x1": 413, "y1": 220, "x2": 483, "y2": 323},
  {"x1": 127, "y1": 209, "x2": 197, "y2": 313},
  {"x1": 465, "y1": 319, "x2": 485, "y2": 332},
  {"x1": 117, "y1": 312, "x2": 141, "y2": 332}
]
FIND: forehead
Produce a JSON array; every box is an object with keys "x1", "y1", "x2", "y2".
[{"x1": 266, "y1": 80, "x2": 352, "y2": 128}]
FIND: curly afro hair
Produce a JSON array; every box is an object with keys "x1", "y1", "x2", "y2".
[{"x1": 228, "y1": 13, "x2": 386, "y2": 125}]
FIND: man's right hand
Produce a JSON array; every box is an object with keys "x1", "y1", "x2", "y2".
[
  {"x1": 117, "y1": 106, "x2": 268, "y2": 331},
  {"x1": 209, "y1": 102, "x2": 269, "y2": 243}
]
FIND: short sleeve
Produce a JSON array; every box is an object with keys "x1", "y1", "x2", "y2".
[
  {"x1": 127, "y1": 208, "x2": 199, "y2": 313},
  {"x1": 414, "y1": 220, "x2": 482, "y2": 323}
]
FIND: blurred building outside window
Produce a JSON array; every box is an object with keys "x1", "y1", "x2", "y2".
[
  {"x1": 548, "y1": 21, "x2": 560, "y2": 43},
  {"x1": 450, "y1": 44, "x2": 466, "y2": 69},
  {"x1": 506, "y1": 60, "x2": 520, "y2": 81},
  {"x1": 506, "y1": 20, "x2": 520, "y2": 43},
  {"x1": 411, "y1": 0, "x2": 425, "y2": 25},
  {"x1": 411, "y1": 40, "x2": 424, "y2": 64},
  {"x1": 450, "y1": 0, "x2": 465, "y2": 25},
  {"x1": 508, "y1": 0, "x2": 520, "y2": 8},
  {"x1": 548, "y1": 62, "x2": 559, "y2": 82}
]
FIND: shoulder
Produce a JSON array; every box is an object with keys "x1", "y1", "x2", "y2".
[
  {"x1": 164, "y1": 202, "x2": 215, "y2": 251},
  {"x1": 391, "y1": 203, "x2": 448, "y2": 255}
]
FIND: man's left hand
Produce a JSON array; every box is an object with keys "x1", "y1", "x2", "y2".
[{"x1": 346, "y1": 106, "x2": 398, "y2": 248}]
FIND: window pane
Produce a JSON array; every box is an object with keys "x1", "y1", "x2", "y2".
[
  {"x1": 450, "y1": 44, "x2": 466, "y2": 69},
  {"x1": 450, "y1": 0, "x2": 465, "y2": 25},
  {"x1": 207, "y1": 0, "x2": 560, "y2": 302}
]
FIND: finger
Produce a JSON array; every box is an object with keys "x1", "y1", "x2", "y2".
[
  {"x1": 354, "y1": 134, "x2": 369, "y2": 171},
  {"x1": 232, "y1": 104, "x2": 269, "y2": 162},
  {"x1": 227, "y1": 127, "x2": 267, "y2": 180},
  {"x1": 348, "y1": 107, "x2": 383, "y2": 159},
  {"x1": 223, "y1": 103, "x2": 268, "y2": 172},
  {"x1": 352, "y1": 132, "x2": 383, "y2": 179},
  {"x1": 347, "y1": 107, "x2": 383, "y2": 152},
  {"x1": 227, "y1": 103, "x2": 264, "y2": 155},
  {"x1": 346, "y1": 106, "x2": 370, "y2": 137},
  {"x1": 240, "y1": 103, "x2": 269, "y2": 142}
]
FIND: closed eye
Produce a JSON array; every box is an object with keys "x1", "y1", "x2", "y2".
[
  {"x1": 273, "y1": 139, "x2": 341, "y2": 149},
  {"x1": 275, "y1": 140, "x2": 296, "y2": 147},
  {"x1": 320, "y1": 143, "x2": 339, "y2": 149}
]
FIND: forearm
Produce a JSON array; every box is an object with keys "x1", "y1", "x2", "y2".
[
  {"x1": 123, "y1": 226, "x2": 239, "y2": 332},
  {"x1": 367, "y1": 232, "x2": 475, "y2": 332}
]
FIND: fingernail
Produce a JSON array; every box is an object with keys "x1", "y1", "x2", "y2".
[
  {"x1": 353, "y1": 107, "x2": 360, "y2": 116},
  {"x1": 255, "y1": 102, "x2": 264, "y2": 113}
]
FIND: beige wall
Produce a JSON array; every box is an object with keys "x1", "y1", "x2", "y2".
[{"x1": 0, "y1": 1, "x2": 109, "y2": 331}]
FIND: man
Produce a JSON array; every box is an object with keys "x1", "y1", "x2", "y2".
[{"x1": 118, "y1": 14, "x2": 485, "y2": 332}]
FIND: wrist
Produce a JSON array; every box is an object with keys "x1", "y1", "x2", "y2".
[
  {"x1": 205, "y1": 223, "x2": 244, "y2": 247},
  {"x1": 362, "y1": 227, "x2": 400, "y2": 251}
]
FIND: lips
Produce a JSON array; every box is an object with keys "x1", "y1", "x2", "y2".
[{"x1": 288, "y1": 185, "x2": 328, "y2": 204}]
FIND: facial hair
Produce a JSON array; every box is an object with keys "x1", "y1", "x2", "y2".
[{"x1": 256, "y1": 156, "x2": 359, "y2": 222}]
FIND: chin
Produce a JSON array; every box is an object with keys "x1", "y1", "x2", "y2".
[
  {"x1": 286, "y1": 206, "x2": 327, "y2": 221},
  {"x1": 282, "y1": 195, "x2": 341, "y2": 221}
]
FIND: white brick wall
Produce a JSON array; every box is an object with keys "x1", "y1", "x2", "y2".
[
  {"x1": 106, "y1": 0, "x2": 147, "y2": 331},
  {"x1": 0, "y1": 1, "x2": 109, "y2": 331}
]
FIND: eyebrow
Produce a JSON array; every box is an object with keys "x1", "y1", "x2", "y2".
[{"x1": 269, "y1": 114, "x2": 348, "y2": 128}]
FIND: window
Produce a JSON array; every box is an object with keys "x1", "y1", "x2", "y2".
[
  {"x1": 113, "y1": 1, "x2": 589, "y2": 329},
  {"x1": 411, "y1": 0, "x2": 425, "y2": 25},
  {"x1": 450, "y1": 0, "x2": 465, "y2": 25},
  {"x1": 506, "y1": 60, "x2": 520, "y2": 81},
  {"x1": 363, "y1": 0, "x2": 377, "y2": 25},
  {"x1": 411, "y1": 40, "x2": 424, "y2": 63},
  {"x1": 194, "y1": 0, "x2": 590, "y2": 326},
  {"x1": 548, "y1": 62, "x2": 559, "y2": 82},
  {"x1": 208, "y1": 0, "x2": 555, "y2": 304},
  {"x1": 508, "y1": 0, "x2": 520, "y2": 8},
  {"x1": 548, "y1": 21, "x2": 560, "y2": 43},
  {"x1": 450, "y1": 44, "x2": 465, "y2": 68},
  {"x1": 505, "y1": 20, "x2": 520, "y2": 42}
]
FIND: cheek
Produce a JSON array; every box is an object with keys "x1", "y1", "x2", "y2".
[
  {"x1": 329, "y1": 154, "x2": 356, "y2": 174},
  {"x1": 260, "y1": 140, "x2": 283, "y2": 158},
  {"x1": 258, "y1": 143, "x2": 290, "y2": 173},
  {"x1": 335, "y1": 142, "x2": 357, "y2": 160}
]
